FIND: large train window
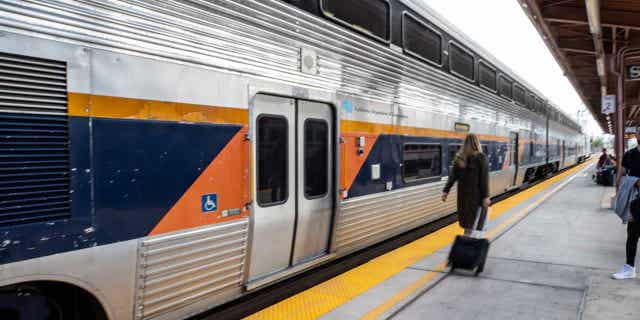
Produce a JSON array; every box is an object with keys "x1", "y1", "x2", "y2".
[
  {"x1": 535, "y1": 98, "x2": 544, "y2": 114},
  {"x1": 478, "y1": 61, "x2": 497, "y2": 92},
  {"x1": 449, "y1": 144, "x2": 461, "y2": 168},
  {"x1": 304, "y1": 119, "x2": 328, "y2": 198},
  {"x1": 321, "y1": 0, "x2": 390, "y2": 42},
  {"x1": 403, "y1": 144, "x2": 442, "y2": 182},
  {"x1": 449, "y1": 42, "x2": 474, "y2": 81},
  {"x1": 514, "y1": 84, "x2": 526, "y2": 106},
  {"x1": 257, "y1": 115, "x2": 288, "y2": 206},
  {"x1": 498, "y1": 75, "x2": 513, "y2": 99},
  {"x1": 448, "y1": 144, "x2": 489, "y2": 170},
  {"x1": 402, "y1": 12, "x2": 442, "y2": 65},
  {"x1": 526, "y1": 93, "x2": 536, "y2": 111}
]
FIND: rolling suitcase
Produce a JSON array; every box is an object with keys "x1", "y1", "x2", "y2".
[
  {"x1": 596, "y1": 167, "x2": 614, "y2": 186},
  {"x1": 448, "y1": 207, "x2": 490, "y2": 276}
]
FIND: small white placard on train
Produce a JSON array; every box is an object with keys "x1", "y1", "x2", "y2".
[{"x1": 371, "y1": 164, "x2": 381, "y2": 180}]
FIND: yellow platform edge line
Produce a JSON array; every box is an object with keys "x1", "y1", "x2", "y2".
[
  {"x1": 244, "y1": 160, "x2": 594, "y2": 320},
  {"x1": 360, "y1": 160, "x2": 595, "y2": 320}
]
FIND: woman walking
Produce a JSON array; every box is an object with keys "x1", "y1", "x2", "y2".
[{"x1": 441, "y1": 133, "x2": 490, "y2": 235}]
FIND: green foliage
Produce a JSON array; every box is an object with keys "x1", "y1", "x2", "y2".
[{"x1": 592, "y1": 136, "x2": 604, "y2": 149}]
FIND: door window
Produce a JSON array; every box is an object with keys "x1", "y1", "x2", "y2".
[
  {"x1": 257, "y1": 115, "x2": 288, "y2": 206},
  {"x1": 304, "y1": 119, "x2": 329, "y2": 198}
]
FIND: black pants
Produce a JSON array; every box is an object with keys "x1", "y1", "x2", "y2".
[{"x1": 627, "y1": 220, "x2": 640, "y2": 266}]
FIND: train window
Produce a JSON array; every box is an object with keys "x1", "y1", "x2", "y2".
[
  {"x1": 304, "y1": 119, "x2": 329, "y2": 198},
  {"x1": 535, "y1": 98, "x2": 544, "y2": 114},
  {"x1": 257, "y1": 115, "x2": 288, "y2": 206},
  {"x1": 478, "y1": 61, "x2": 497, "y2": 92},
  {"x1": 449, "y1": 42, "x2": 474, "y2": 81},
  {"x1": 498, "y1": 75, "x2": 513, "y2": 99},
  {"x1": 529, "y1": 141, "x2": 534, "y2": 161},
  {"x1": 321, "y1": 0, "x2": 390, "y2": 42},
  {"x1": 403, "y1": 144, "x2": 442, "y2": 182},
  {"x1": 448, "y1": 144, "x2": 489, "y2": 169},
  {"x1": 402, "y1": 13, "x2": 442, "y2": 65},
  {"x1": 514, "y1": 85, "x2": 526, "y2": 106},
  {"x1": 526, "y1": 93, "x2": 536, "y2": 111},
  {"x1": 448, "y1": 144, "x2": 461, "y2": 169}
]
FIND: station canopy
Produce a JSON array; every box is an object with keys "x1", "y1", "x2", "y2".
[{"x1": 521, "y1": 0, "x2": 640, "y2": 133}]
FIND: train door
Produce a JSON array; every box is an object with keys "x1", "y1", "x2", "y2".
[
  {"x1": 509, "y1": 132, "x2": 519, "y2": 187},
  {"x1": 248, "y1": 94, "x2": 334, "y2": 282}
]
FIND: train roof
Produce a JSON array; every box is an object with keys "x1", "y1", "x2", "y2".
[{"x1": 399, "y1": 0, "x2": 581, "y2": 131}]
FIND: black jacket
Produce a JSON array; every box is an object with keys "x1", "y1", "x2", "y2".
[{"x1": 443, "y1": 153, "x2": 490, "y2": 229}]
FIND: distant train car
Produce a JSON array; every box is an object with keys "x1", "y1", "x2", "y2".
[{"x1": 0, "y1": 0, "x2": 588, "y2": 319}]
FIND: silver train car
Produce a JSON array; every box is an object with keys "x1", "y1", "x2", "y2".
[{"x1": 0, "y1": 0, "x2": 588, "y2": 319}]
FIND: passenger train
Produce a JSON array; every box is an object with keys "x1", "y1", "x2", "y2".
[{"x1": 0, "y1": 0, "x2": 590, "y2": 319}]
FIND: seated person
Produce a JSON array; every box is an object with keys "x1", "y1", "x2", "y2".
[{"x1": 597, "y1": 148, "x2": 616, "y2": 169}]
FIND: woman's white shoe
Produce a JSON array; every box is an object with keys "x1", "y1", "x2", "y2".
[{"x1": 611, "y1": 264, "x2": 636, "y2": 280}]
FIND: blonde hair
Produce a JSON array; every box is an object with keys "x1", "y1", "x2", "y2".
[{"x1": 454, "y1": 133, "x2": 482, "y2": 168}]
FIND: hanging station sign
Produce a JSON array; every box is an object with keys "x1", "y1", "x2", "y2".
[
  {"x1": 601, "y1": 95, "x2": 616, "y2": 115},
  {"x1": 628, "y1": 65, "x2": 640, "y2": 81}
]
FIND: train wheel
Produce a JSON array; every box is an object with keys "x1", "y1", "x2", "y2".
[
  {"x1": 0, "y1": 283, "x2": 107, "y2": 320},
  {"x1": 0, "y1": 286, "x2": 59, "y2": 320}
]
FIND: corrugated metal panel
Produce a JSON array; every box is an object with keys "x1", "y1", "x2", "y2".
[
  {"x1": 0, "y1": 52, "x2": 70, "y2": 227},
  {"x1": 134, "y1": 220, "x2": 249, "y2": 320},
  {"x1": 0, "y1": 0, "x2": 541, "y2": 123},
  {"x1": 335, "y1": 182, "x2": 456, "y2": 253}
]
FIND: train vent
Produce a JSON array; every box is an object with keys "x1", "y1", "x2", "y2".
[{"x1": 0, "y1": 52, "x2": 71, "y2": 227}]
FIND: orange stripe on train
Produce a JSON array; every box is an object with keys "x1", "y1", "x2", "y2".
[
  {"x1": 68, "y1": 92, "x2": 248, "y2": 125},
  {"x1": 149, "y1": 127, "x2": 250, "y2": 236},
  {"x1": 340, "y1": 133, "x2": 379, "y2": 199},
  {"x1": 340, "y1": 120, "x2": 509, "y2": 142}
]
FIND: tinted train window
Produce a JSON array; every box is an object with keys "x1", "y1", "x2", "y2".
[
  {"x1": 403, "y1": 144, "x2": 442, "y2": 182},
  {"x1": 449, "y1": 144, "x2": 461, "y2": 167},
  {"x1": 304, "y1": 119, "x2": 328, "y2": 198},
  {"x1": 449, "y1": 145, "x2": 489, "y2": 166},
  {"x1": 403, "y1": 13, "x2": 442, "y2": 65},
  {"x1": 478, "y1": 62, "x2": 497, "y2": 91},
  {"x1": 449, "y1": 43, "x2": 474, "y2": 80},
  {"x1": 321, "y1": 0, "x2": 390, "y2": 41},
  {"x1": 257, "y1": 116, "x2": 288, "y2": 206},
  {"x1": 535, "y1": 98, "x2": 544, "y2": 114},
  {"x1": 514, "y1": 85, "x2": 526, "y2": 105},
  {"x1": 498, "y1": 75, "x2": 513, "y2": 99},
  {"x1": 527, "y1": 94, "x2": 536, "y2": 111}
]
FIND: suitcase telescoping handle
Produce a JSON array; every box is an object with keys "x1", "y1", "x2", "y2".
[{"x1": 472, "y1": 206, "x2": 488, "y2": 238}]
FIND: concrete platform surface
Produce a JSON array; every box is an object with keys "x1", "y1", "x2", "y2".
[
  {"x1": 246, "y1": 161, "x2": 640, "y2": 320},
  {"x1": 389, "y1": 166, "x2": 639, "y2": 320}
]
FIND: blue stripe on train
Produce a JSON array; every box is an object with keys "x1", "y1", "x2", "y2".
[
  {"x1": 0, "y1": 117, "x2": 241, "y2": 264},
  {"x1": 347, "y1": 135, "x2": 518, "y2": 198}
]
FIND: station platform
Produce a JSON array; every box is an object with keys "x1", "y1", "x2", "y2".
[{"x1": 245, "y1": 160, "x2": 638, "y2": 320}]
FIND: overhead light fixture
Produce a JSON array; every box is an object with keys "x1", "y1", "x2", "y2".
[{"x1": 585, "y1": 0, "x2": 601, "y2": 35}]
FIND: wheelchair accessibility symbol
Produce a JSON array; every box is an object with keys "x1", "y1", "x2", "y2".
[{"x1": 201, "y1": 194, "x2": 218, "y2": 213}]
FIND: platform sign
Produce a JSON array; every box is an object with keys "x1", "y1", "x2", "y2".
[
  {"x1": 601, "y1": 95, "x2": 616, "y2": 115},
  {"x1": 628, "y1": 65, "x2": 640, "y2": 81},
  {"x1": 201, "y1": 193, "x2": 218, "y2": 213}
]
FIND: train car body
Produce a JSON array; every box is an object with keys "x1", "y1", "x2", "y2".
[{"x1": 0, "y1": 0, "x2": 587, "y2": 319}]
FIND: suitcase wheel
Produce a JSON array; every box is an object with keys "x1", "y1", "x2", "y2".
[{"x1": 474, "y1": 263, "x2": 485, "y2": 276}]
